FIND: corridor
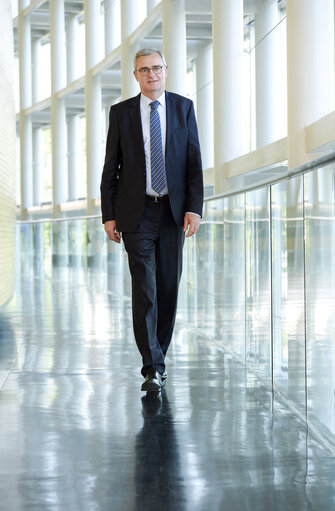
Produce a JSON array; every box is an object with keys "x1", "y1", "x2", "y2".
[{"x1": 1, "y1": 221, "x2": 335, "y2": 510}]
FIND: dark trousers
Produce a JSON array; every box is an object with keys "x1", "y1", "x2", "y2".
[{"x1": 122, "y1": 197, "x2": 184, "y2": 376}]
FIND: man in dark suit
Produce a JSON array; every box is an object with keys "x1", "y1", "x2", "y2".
[{"x1": 100, "y1": 48, "x2": 203, "y2": 392}]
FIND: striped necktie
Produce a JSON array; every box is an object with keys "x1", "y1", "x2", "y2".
[{"x1": 150, "y1": 100, "x2": 167, "y2": 195}]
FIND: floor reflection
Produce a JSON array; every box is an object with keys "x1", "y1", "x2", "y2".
[
  {"x1": 1, "y1": 214, "x2": 335, "y2": 509},
  {"x1": 135, "y1": 391, "x2": 185, "y2": 511},
  {"x1": 0, "y1": 314, "x2": 16, "y2": 388}
]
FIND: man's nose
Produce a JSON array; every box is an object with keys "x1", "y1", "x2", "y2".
[{"x1": 147, "y1": 67, "x2": 155, "y2": 75}]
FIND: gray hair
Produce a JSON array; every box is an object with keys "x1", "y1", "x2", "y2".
[{"x1": 133, "y1": 48, "x2": 166, "y2": 69}]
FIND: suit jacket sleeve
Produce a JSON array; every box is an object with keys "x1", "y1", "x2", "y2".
[
  {"x1": 185, "y1": 101, "x2": 203, "y2": 217},
  {"x1": 100, "y1": 106, "x2": 122, "y2": 224}
]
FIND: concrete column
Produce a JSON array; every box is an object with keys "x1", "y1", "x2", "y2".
[
  {"x1": 162, "y1": 0, "x2": 186, "y2": 95},
  {"x1": 18, "y1": 3, "x2": 32, "y2": 218},
  {"x1": 212, "y1": 0, "x2": 244, "y2": 193},
  {"x1": 86, "y1": 75, "x2": 102, "y2": 211},
  {"x1": 67, "y1": 115, "x2": 80, "y2": 200},
  {"x1": 50, "y1": 0, "x2": 68, "y2": 216},
  {"x1": 121, "y1": 0, "x2": 146, "y2": 99},
  {"x1": 50, "y1": 0, "x2": 67, "y2": 93},
  {"x1": 18, "y1": 8, "x2": 31, "y2": 109},
  {"x1": 66, "y1": 15, "x2": 79, "y2": 84},
  {"x1": 104, "y1": 0, "x2": 121, "y2": 55},
  {"x1": 85, "y1": 0, "x2": 103, "y2": 212},
  {"x1": 286, "y1": 0, "x2": 335, "y2": 169},
  {"x1": 249, "y1": 22, "x2": 256, "y2": 151},
  {"x1": 52, "y1": 99, "x2": 68, "y2": 208},
  {"x1": 85, "y1": 0, "x2": 102, "y2": 70},
  {"x1": 147, "y1": 0, "x2": 160, "y2": 11},
  {"x1": 255, "y1": 0, "x2": 280, "y2": 147},
  {"x1": 20, "y1": 115, "x2": 33, "y2": 216},
  {"x1": 19, "y1": 0, "x2": 30, "y2": 12},
  {"x1": 32, "y1": 127, "x2": 42, "y2": 205},
  {"x1": 196, "y1": 43, "x2": 214, "y2": 170},
  {"x1": 32, "y1": 39, "x2": 41, "y2": 104}
]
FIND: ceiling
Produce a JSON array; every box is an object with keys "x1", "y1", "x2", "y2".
[{"x1": 13, "y1": 0, "x2": 285, "y2": 126}]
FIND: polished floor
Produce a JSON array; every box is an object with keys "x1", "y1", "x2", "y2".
[{"x1": 1, "y1": 244, "x2": 335, "y2": 510}]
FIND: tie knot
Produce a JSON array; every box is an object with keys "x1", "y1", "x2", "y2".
[{"x1": 150, "y1": 100, "x2": 159, "y2": 111}]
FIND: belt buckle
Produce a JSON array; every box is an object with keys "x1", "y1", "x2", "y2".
[{"x1": 154, "y1": 196, "x2": 159, "y2": 203}]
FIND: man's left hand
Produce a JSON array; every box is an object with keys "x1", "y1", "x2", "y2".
[{"x1": 183, "y1": 213, "x2": 201, "y2": 238}]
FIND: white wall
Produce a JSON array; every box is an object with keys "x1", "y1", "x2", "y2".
[{"x1": 0, "y1": 0, "x2": 16, "y2": 306}]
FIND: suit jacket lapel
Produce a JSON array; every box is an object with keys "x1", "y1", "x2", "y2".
[
  {"x1": 129, "y1": 93, "x2": 146, "y2": 171},
  {"x1": 165, "y1": 90, "x2": 173, "y2": 152}
]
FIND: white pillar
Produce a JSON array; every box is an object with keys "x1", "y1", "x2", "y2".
[
  {"x1": 18, "y1": 10, "x2": 31, "y2": 109},
  {"x1": 85, "y1": 0, "x2": 102, "y2": 70},
  {"x1": 32, "y1": 127, "x2": 42, "y2": 205},
  {"x1": 212, "y1": 0, "x2": 244, "y2": 193},
  {"x1": 52, "y1": 99, "x2": 68, "y2": 208},
  {"x1": 50, "y1": 0, "x2": 67, "y2": 93},
  {"x1": 32, "y1": 39, "x2": 41, "y2": 104},
  {"x1": 66, "y1": 15, "x2": 79, "y2": 84},
  {"x1": 20, "y1": 115, "x2": 33, "y2": 216},
  {"x1": 121, "y1": 43, "x2": 138, "y2": 99},
  {"x1": 162, "y1": 0, "x2": 186, "y2": 95},
  {"x1": 147, "y1": 0, "x2": 160, "y2": 11},
  {"x1": 255, "y1": 0, "x2": 280, "y2": 148},
  {"x1": 121, "y1": 0, "x2": 146, "y2": 99},
  {"x1": 18, "y1": 3, "x2": 32, "y2": 218},
  {"x1": 50, "y1": 0, "x2": 68, "y2": 216},
  {"x1": 85, "y1": 0, "x2": 103, "y2": 212},
  {"x1": 86, "y1": 76, "x2": 102, "y2": 211},
  {"x1": 19, "y1": 0, "x2": 30, "y2": 9},
  {"x1": 104, "y1": 0, "x2": 121, "y2": 55},
  {"x1": 286, "y1": 0, "x2": 335, "y2": 169},
  {"x1": 67, "y1": 115, "x2": 80, "y2": 200},
  {"x1": 196, "y1": 44, "x2": 214, "y2": 170}
]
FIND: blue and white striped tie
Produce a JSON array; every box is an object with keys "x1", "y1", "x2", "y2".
[{"x1": 150, "y1": 100, "x2": 166, "y2": 195}]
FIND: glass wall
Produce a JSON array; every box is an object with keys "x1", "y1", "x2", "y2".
[
  {"x1": 197, "y1": 162, "x2": 335, "y2": 444},
  {"x1": 16, "y1": 161, "x2": 335, "y2": 447},
  {"x1": 271, "y1": 176, "x2": 305, "y2": 410},
  {"x1": 305, "y1": 165, "x2": 335, "y2": 440}
]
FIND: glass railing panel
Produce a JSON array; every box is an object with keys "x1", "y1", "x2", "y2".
[
  {"x1": 106, "y1": 228, "x2": 131, "y2": 300},
  {"x1": 68, "y1": 218, "x2": 87, "y2": 268},
  {"x1": 272, "y1": 175, "x2": 305, "y2": 411},
  {"x1": 305, "y1": 164, "x2": 335, "y2": 438},
  {"x1": 222, "y1": 195, "x2": 246, "y2": 359},
  {"x1": 179, "y1": 222, "x2": 203, "y2": 329},
  {"x1": 193, "y1": 217, "x2": 207, "y2": 331},
  {"x1": 201, "y1": 198, "x2": 225, "y2": 341},
  {"x1": 245, "y1": 188, "x2": 271, "y2": 378}
]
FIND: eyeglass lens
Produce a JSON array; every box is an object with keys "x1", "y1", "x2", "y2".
[{"x1": 138, "y1": 66, "x2": 163, "y2": 74}]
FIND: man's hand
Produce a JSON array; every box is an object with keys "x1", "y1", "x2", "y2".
[
  {"x1": 104, "y1": 220, "x2": 121, "y2": 243},
  {"x1": 183, "y1": 213, "x2": 201, "y2": 238}
]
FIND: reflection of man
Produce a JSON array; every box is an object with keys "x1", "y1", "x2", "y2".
[
  {"x1": 135, "y1": 392, "x2": 184, "y2": 508},
  {"x1": 100, "y1": 48, "x2": 203, "y2": 392}
]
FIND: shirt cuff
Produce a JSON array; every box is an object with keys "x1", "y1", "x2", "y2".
[{"x1": 186, "y1": 212, "x2": 201, "y2": 218}]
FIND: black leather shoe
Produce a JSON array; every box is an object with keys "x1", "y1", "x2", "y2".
[
  {"x1": 161, "y1": 371, "x2": 167, "y2": 387},
  {"x1": 141, "y1": 371, "x2": 162, "y2": 392}
]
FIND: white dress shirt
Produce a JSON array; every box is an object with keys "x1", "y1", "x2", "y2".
[
  {"x1": 140, "y1": 92, "x2": 168, "y2": 197},
  {"x1": 139, "y1": 92, "x2": 200, "y2": 218}
]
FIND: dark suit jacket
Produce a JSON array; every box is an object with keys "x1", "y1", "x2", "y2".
[{"x1": 100, "y1": 90, "x2": 203, "y2": 232}]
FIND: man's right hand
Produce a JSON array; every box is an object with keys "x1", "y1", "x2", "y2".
[{"x1": 104, "y1": 220, "x2": 121, "y2": 243}]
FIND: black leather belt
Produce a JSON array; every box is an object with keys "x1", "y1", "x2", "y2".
[{"x1": 145, "y1": 195, "x2": 169, "y2": 203}]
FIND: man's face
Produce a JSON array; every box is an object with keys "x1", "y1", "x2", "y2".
[{"x1": 133, "y1": 53, "x2": 168, "y2": 99}]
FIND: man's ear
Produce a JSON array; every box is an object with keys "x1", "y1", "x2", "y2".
[{"x1": 133, "y1": 70, "x2": 138, "y2": 81}]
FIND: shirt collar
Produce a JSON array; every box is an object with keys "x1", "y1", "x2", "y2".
[{"x1": 140, "y1": 92, "x2": 166, "y2": 108}]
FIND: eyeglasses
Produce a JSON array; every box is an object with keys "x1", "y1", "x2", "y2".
[{"x1": 135, "y1": 65, "x2": 165, "y2": 75}]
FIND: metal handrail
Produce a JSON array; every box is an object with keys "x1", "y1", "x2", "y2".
[{"x1": 205, "y1": 149, "x2": 335, "y2": 202}]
